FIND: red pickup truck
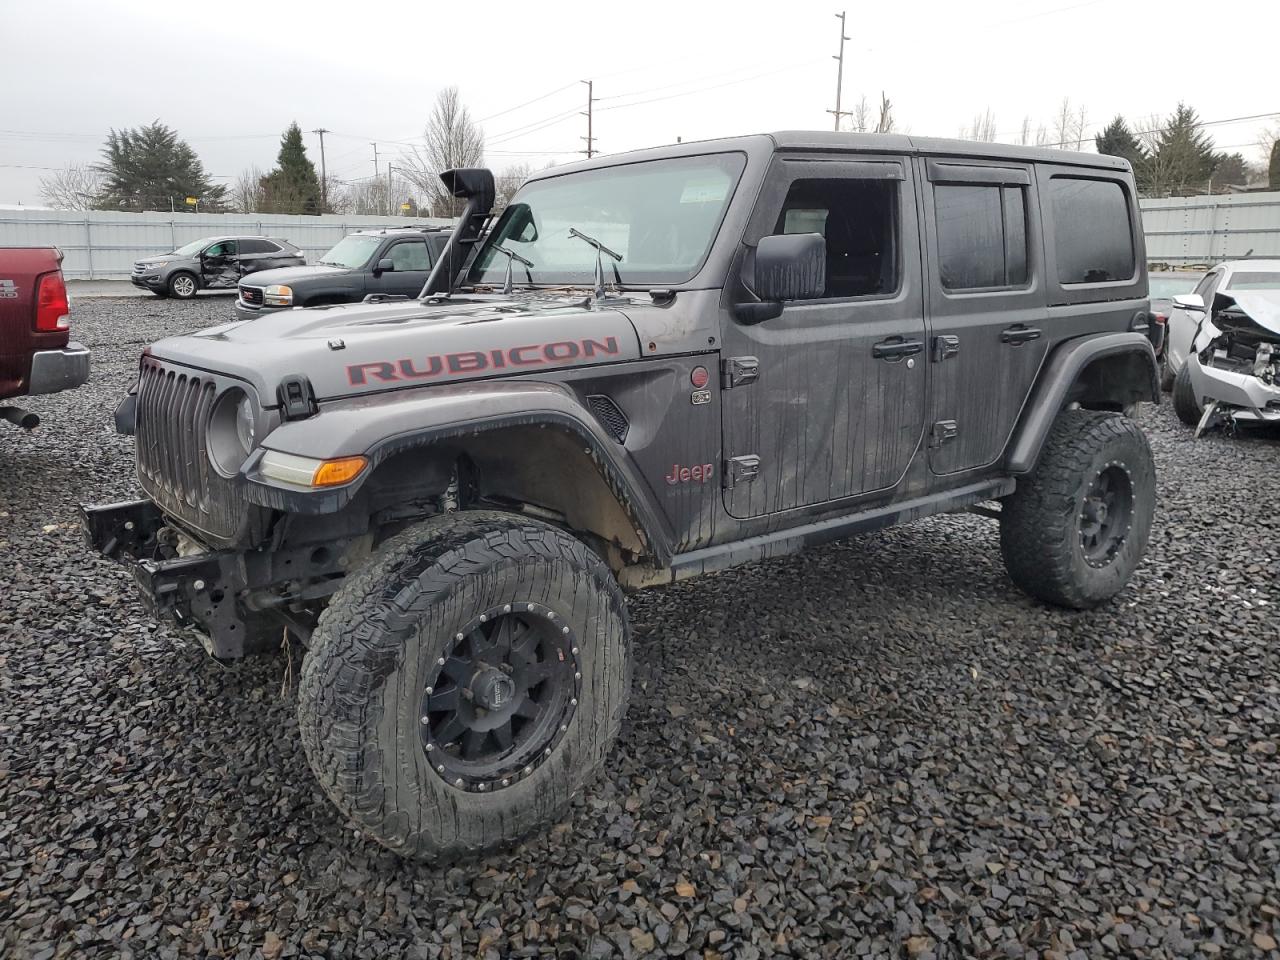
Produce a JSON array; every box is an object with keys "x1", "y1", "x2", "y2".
[{"x1": 0, "y1": 247, "x2": 89, "y2": 430}]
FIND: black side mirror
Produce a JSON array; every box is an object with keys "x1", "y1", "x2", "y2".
[
  {"x1": 376, "y1": 258, "x2": 395, "y2": 273},
  {"x1": 737, "y1": 233, "x2": 825, "y2": 324}
]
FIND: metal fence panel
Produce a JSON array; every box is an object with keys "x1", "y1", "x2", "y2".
[
  {"x1": 1140, "y1": 191, "x2": 1280, "y2": 266},
  {"x1": 4, "y1": 193, "x2": 1279, "y2": 278},
  {"x1": 0, "y1": 209, "x2": 453, "y2": 279}
]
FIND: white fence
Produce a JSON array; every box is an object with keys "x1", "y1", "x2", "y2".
[
  {"x1": 3, "y1": 192, "x2": 1279, "y2": 279},
  {"x1": 0, "y1": 209, "x2": 453, "y2": 280},
  {"x1": 1140, "y1": 191, "x2": 1280, "y2": 266}
]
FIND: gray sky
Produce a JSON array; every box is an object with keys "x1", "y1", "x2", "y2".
[{"x1": 3, "y1": 0, "x2": 1276, "y2": 206}]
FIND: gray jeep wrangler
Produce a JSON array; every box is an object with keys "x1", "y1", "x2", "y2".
[{"x1": 84, "y1": 133, "x2": 1160, "y2": 860}]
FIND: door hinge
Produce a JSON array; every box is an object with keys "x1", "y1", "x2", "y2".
[
  {"x1": 721, "y1": 356, "x2": 759, "y2": 389},
  {"x1": 277, "y1": 375, "x2": 318, "y2": 420},
  {"x1": 930, "y1": 420, "x2": 958, "y2": 448},
  {"x1": 932, "y1": 335, "x2": 960, "y2": 363},
  {"x1": 722, "y1": 454, "x2": 761, "y2": 488}
]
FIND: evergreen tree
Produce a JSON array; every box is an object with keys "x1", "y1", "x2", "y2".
[
  {"x1": 1270, "y1": 139, "x2": 1280, "y2": 191},
  {"x1": 259, "y1": 122, "x2": 325, "y2": 215},
  {"x1": 95, "y1": 121, "x2": 226, "y2": 212},
  {"x1": 1094, "y1": 116, "x2": 1146, "y2": 167},
  {"x1": 1145, "y1": 104, "x2": 1219, "y2": 197}
]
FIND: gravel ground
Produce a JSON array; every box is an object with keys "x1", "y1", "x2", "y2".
[{"x1": 2, "y1": 297, "x2": 1278, "y2": 960}]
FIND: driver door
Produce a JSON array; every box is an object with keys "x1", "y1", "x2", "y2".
[
  {"x1": 366, "y1": 239, "x2": 433, "y2": 296},
  {"x1": 720, "y1": 156, "x2": 927, "y2": 519},
  {"x1": 200, "y1": 240, "x2": 239, "y2": 288},
  {"x1": 1166, "y1": 267, "x2": 1221, "y2": 373}
]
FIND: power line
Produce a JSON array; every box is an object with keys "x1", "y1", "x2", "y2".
[
  {"x1": 477, "y1": 83, "x2": 578, "y2": 122},
  {"x1": 581, "y1": 80, "x2": 596, "y2": 159}
]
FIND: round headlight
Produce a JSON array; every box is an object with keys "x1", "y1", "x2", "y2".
[
  {"x1": 235, "y1": 394, "x2": 255, "y2": 451},
  {"x1": 208, "y1": 388, "x2": 255, "y2": 477}
]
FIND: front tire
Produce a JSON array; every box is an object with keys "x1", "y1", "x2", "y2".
[
  {"x1": 1172, "y1": 360, "x2": 1202, "y2": 426},
  {"x1": 167, "y1": 272, "x2": 198, "y2": 299},
  {"x1": 297, "y1": 512, "x2": 631, "y2": 861},
  {"x1": 1000, "y1": 409, "x2": 1155, "y2": 609}
]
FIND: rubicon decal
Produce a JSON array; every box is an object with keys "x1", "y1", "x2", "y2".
[
  {"x1": 665, "y1": 462, "x2": 715, "y2": 485},
  {"x1": 347, "y1": 336, "x2": 620, "y2": 386}
]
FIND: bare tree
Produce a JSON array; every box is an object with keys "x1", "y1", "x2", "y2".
[
  {"x1": 851, "y1": 96, "x2": 870, "y2": 133},
  {"x1": 1054, "y1": 98, "x2": 1075, "y2": 148},
  {"x1": 874, "y1": 92, "x2": 895, "y2": 134},
  {"x1": 402, "y1": 87, "x2": 485, "y2": 217},
  {"x1": 1017, "y1": 116, "x2": 1032, "y2": 146},
  {"x1": 966, "y1": 108, "x2": 997, "y2": 142},
  {"x1": 230, "y1": 166, "x2": 266, "y2": 214},
  {"x1": 38, "y1": 163, "x2": 103, "y2": 210},
  {"x1": 495, "y1": 163, "x2": 533, "y2": 211},
  {"x1": 1075, "y1": 105, "x2": 1089, "y2": 151}
]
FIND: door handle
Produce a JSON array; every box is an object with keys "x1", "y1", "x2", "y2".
[
  {"x1": 872, "y1": 338, "x2": 925, "y2": 361},
  {"x1": 1001, "y1": 325, "x2": 1042, "y2": 345}
]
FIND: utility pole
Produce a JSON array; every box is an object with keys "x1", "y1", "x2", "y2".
[
  {"x1": 312, "y1": 128, "x2": 329, "y2": 209},
  {"x1": 581, "y1": 80, "x2": 596, "y2": 158},
  {"x1": 828, "y1": 11, "x2": 852, "y2": 132}
]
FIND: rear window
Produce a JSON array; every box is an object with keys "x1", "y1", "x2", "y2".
[
  {"x1": 1050, "y1": 177, "x2": 1134, "y2": 284},
  {"x1": 1227, "y1": 271, "x2": 1280, "y2": 290},
  {"x1": 934, "y1": 184, "x2": 1028, "y2": 290}
]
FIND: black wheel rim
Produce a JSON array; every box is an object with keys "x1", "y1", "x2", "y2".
[
  {"x1": 419, "y1": 602, "x2": 580, "y2": 792},
  {"x1": 1079, "y1": 460, "x2": 1134, "y2": 568}
]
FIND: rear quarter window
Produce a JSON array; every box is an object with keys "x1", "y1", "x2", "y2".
[{"x1": 1049, "y1": 177, "x2": 1134, "y2": 284}]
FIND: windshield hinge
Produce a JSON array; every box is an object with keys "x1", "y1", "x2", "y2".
[{"x1": 277, "y1": 375, "x2": 318, "y2": 421}]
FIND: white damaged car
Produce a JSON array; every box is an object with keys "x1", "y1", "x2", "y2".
[{"x1": 1164, "y1": 261, "x2": 1280, "y2": 434}]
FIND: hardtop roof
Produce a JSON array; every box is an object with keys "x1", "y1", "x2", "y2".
[{"x1": 528, "y1": 131, "x2": 1131, "y2": 182}]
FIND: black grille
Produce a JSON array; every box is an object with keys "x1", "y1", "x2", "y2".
[
  {"x1": 135, "y1": 359, "x2": 253, "y2": 544},
  {"x1": 587, "y1": 395, "x2": 629, "y2": 443},
  {"x1": 239, "y1": 285, "x2": 264, "y2": 306}
]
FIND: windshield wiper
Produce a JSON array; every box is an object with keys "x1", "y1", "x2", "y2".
[
  {"x1": 567, "y1": 227, "x2": 623, "y2": 299},
  {"x1": 493, "y1": 245, "x2": 535, "y2": 296}
]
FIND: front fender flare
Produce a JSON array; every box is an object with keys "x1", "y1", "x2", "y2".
[
  {"x1": 241, "y1": 380, "x2": 676, "y2": 565},
  {"x1": 1006, "y1": 332, "x2": 1158, "y2": 475}
]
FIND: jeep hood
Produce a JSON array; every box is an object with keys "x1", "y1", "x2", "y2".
[
  {"x1": 238, "y1": 264, "x2": 349, "y2": 287},
  {"x1": 146, "y1": 294, "x2": 643, "y2": 404}
]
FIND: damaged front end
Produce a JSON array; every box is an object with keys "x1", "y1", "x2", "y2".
[{"x1": 1187, "y1": 291, "x2": 1280, "y2": 433}]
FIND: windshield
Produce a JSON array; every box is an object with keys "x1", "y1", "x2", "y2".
[
  {"x1": 1148, "y1": 275, "x2": 1199, "y2": 299},
  {"x1": 468, "y1": 152, "x2": 746, "y2": 288},
  {"x1": 1227, "y1": 271, "x2": 1280, "y2": 290},
  {"x1": 319, "y1": 235, "x2": 381, "y2": 268},
  {"x1": 172, "y1": 238, "x2": 212, "y2": 257}
]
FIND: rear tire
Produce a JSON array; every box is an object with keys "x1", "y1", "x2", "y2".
[
  {"x1": 1000, "y1": 409, "x2": 1155, "y2": 609},
  {"x1": 167, "y1": 272, "x2": 198, "y2": 300},
  {"x1": 1172, "y1": 360, "x2": 1202, "y2": 426},
  {"x1": 297, "y1": 511, "x2": 631, "y2": 861}
]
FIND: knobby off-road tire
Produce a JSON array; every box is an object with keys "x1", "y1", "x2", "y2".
[
  {"x1": 1172, "y1": 360, "x2": 1203, "y2": 427},
  {"x1": 1000, "y1": 409, "x2": 1155, "y2": 609},
  {"x1": 297, "y1": 512, "x2": 631, "y2": 861}
]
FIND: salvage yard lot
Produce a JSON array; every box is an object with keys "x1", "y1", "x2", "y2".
[{"x1": 2, "y1": 297, "x2": 1278, "y2": 959}]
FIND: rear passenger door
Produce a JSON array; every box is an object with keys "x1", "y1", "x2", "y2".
[
  {"x1": 921, "y1": 160, "x2": 1048, "y2": 475},
  {"x1": 367, "y1": 238, "x2": 433, "y2": 296},
  {"x1": 237, "y1": 238, "x2": 282, "y2": 278},
  {"x1": 721, "y1": 156, "x2": 927, "y2": 519}
]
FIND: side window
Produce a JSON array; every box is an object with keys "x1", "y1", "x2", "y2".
[
  {"x1": 773, "y1": 178, "x2": 898, "y2": 298},
  {"x1": 1193, "y1": 270, "x2": 1220, "y2": 301},
  {"x1": 1049, "y1": 177, "x2": 1135, "y2": 284},
  {"x1": 239, "y1": 239, "x2": 276, "y2": 255},
  {"x1": 934, "y1": 184, "x2": 1028, "y2": 291},
  {"x1": 387, "y1": 240, "x2": 430, "y2": 271},
  {"x1": 205, "y1": 240, "x2": 237, "y2": 257}
]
